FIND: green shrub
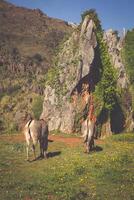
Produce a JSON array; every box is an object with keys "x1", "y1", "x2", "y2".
[
  {"x1": 3, "y1": 121, "x2": 18, "y2": 134},
  {"x1": 0, "y1": 95, "x2": 10, "y2": 110},
  {"x1": 123, "y1": 30, "x2": 134, "y2": 85},
  {"x1": 31, "y1": 96, "x2": 43, "y2": 120},
  {"x1": 122, "y1": 30, "x2": 134, "y2": 112},
  {"x1": 95, "y1": 30, "x2": 118, "y2": 112},
  {"x1": 81, "y1": 9, "x2": 101, "y2": 30},
  {"x1": 8, "y1": 122, "x2": 18, "y2": 134}
]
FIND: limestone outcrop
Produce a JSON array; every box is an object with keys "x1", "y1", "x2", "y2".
[
  {"x1": 41, "y1": 18, "x2": 98, "y2": 132},
  {"x1": 104, "y1": 29, "x2": 128, "y2": 88}
]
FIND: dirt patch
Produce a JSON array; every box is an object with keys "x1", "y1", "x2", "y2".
[
  {"x1": 0, "y1": 134, "x2": 104, "y2": 147},
  {"x1": 49, "y1": 135, "x2": 82, "y2": 147},
  {"x1": 0, "y1": 134, "x2": 25, "y2": 143}
]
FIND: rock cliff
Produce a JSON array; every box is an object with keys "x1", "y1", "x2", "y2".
[
  {"x1": 104, "y1": 30, "x2": 134, "y2": 132},
  {"x1": 41, "y1": 17, "x2": 132, "y2": 135},
  {"x1": 41, "y1": 17, "x2": 98, "y2": 133},
  {"x1": 104, "y1": 29, "x2": 128, "y2": 88}
]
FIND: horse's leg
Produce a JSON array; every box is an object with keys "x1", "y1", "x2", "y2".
[
  {"x1": 87, "y1": 134, "x2": 92, "y2": 153},
  {"x1": 43, "y1": 137, "x2": 48, "y2": 159},
  {"x1": 32, "y1": 144, "x2": 36, "y2": 160},
  {"x1": 26, "y1": 145, "x2": 29, "y2": 161},
  {"x1": 25, "y1": 138, "x2": 30, "y2": 161},
  {"x1": 86, "y1": 142, "x2": 90, "y2": 153},
  {"x1": 39, "y1": 140, "x2": 43, "y2": 158},
  {"x1": 91, "y1": 136, "x2": 94, "y2": 149},
  {"x1": 43, "y1": 147, "x2": 47, "y2": 159},
  {"x1": 86, "y1": 121, "x2": 95, "y2": 153}
]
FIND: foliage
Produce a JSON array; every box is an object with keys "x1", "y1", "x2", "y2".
[
  {"x1": 0, "y1": 133, "x2": 134, "y2": 199},
  {"x1": 122, "y1": 30, "x2": 134, "y2": 113},
  {"x1": 11, "y1": 47, "x2": 21, "y2": 63},
  {"x1": 7, "y1": 122, "x2": 18, "y2": 134},
  {"x1": 1, "y1": 116, "x2": 18, "y2": 134},
  {"x1": 45, "y1": 34, "x2": 77, "y2": 101},
  {"x1": 31, "y1": 96, "x2": 43, "y2": 120},
  {"x1": 81, "y1": 9, "x2": 101, "y2": 30},
  {"x1": 31, "y1": 53, "x2": 43, "y2": 63},
  {"x1": 94, "y1": 30, "x2": 117, "y2": 115},
  {"x1": 81, "y1": 9, "x2": 117, "y2": 115},
  {"x1": 123, "y1": 29, "x2": 134, "y2": 85},
  {"x1": 0, "y1": 95, "x2": 11, "y2": 110}
]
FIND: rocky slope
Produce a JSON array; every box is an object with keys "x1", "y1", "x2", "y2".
[
  {"x1": 0, "y1": 0, "x2": 72, "y2": 132},
  {"x1": 0, "y1": 0, "x2": 72, "y2": 75},
  {"x1": 41, "y1": 16, "x2": 99, "y2": 133},
  {"x1": 41, "y1": 15, "x2": 134, "y2": 135}
]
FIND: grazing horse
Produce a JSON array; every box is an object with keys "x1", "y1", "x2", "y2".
[
  {"x1": 82, "y1": 94, "x2": 96, "y2": 153},
  {"x1": 24, "y1": 119, "x2": 49, "y2": 161},
  {"x1": 82, "y1": 118, "x2": 95, "y2": 153}
]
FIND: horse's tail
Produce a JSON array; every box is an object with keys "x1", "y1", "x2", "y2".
[
  {"x1": 25, "y1": 119, "x2": 33, "y2": 128},
  {"x1": 24, "y1": 119, "x2": 33, "y2": 142}
]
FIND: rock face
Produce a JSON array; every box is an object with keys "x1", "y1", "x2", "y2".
[
  {"x1": 104, "y1": 29, "x2": 128, "y2": 88},
  {"x1": 41, "y1": 18, "x2": 98, "y2": 132},
  {"x1": 80, "y1": 18, "x2": 97, "y2": 78},
  {"x1": 104, "y1": 29, "x2": 134, "y2": 133}
]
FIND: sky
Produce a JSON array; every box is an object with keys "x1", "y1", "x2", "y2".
[{"x1": 7, "y1": 0, "x2": 134, "y2": 32}]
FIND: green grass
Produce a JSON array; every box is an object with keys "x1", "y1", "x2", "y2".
[{"x1": 0, "y1": 133, "x2": 134, "y2": 200}]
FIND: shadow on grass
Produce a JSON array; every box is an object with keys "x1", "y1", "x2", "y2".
[
  {"x1": 28, "y1": 151, "x2": 61, "y2": 162},
  {"x1": 92, "y1": 145, "x2": 103, "y2": 152},
  {"x1": 48, "y1": 139, "x2": 53, "y2": 143},
  {"x1": 26, "y1": 149, "x2": 61, "y2": 162},
  {"x1": 47, "y1": 151, "x2": 61, "y2": 158}
]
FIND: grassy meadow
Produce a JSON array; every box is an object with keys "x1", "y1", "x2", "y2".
[{"x1": 0, "y1": 133, "x2": 134, "y2": 200}]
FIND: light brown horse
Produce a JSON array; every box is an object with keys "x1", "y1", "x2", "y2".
[
  {"x1": 82, "y1": 118, "x2": 95, "y2": 153},
  {"x1": 24, "y1": 119, "x2": 49, "y2": 161}
]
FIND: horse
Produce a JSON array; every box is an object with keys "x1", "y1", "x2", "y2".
[
  {"x1": 24, "y1": 119, "x2": 49, "y2": 161},
  {"x1": 82, "y1": 118, "x2": 95, "y2": 153}
]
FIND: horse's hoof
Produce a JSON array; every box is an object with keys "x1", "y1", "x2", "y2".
[{"x1": 44, "y1": 154, "x2": 48, "y2": 159}]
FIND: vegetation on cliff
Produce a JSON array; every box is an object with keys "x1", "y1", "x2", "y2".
[
  {"x1": 82, "y1": 9, "x2": 119, "y2": 135},
  {"x1": 123, "y1": 29, "x2": 134, "y2": 112},
  {"x1": 81, "y1": 9, "x2": 101, "y2": 30},
  {"x1": 123, "y1": 29, "x2": 134, "y2": 85}
]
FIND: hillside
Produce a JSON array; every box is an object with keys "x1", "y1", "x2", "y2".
[
  {"x1": 0, "y1": 0, "x2": 72, "y2": 133},
  {"x1": 0, "y1": 0, "x2": 72, "y2": 74}
]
